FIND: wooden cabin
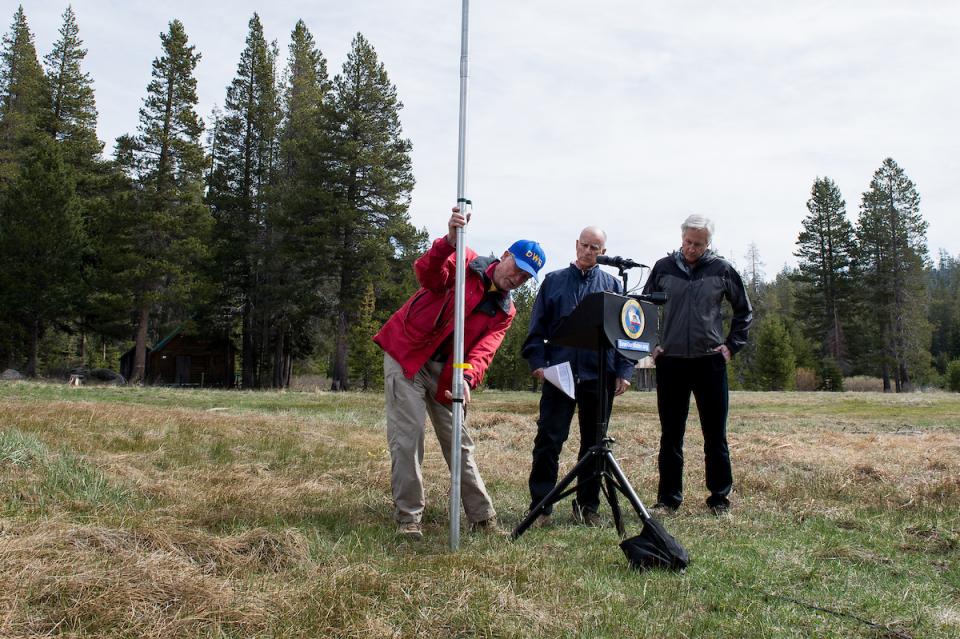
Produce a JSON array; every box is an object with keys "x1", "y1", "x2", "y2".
[{"x1": 120, "y1": 329, "x2": 236, "y2": 387}]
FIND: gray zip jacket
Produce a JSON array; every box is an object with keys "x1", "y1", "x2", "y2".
[{"x1": 642, "y1": 249, "x2": 753, "y2": 358}]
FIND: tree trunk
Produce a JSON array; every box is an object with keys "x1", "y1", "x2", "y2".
[
  {"x1": 898, "y1": 363, "x2": 910, "y2": 393},
  {"x1": 260, "y1": 311, "x2": 271, "y2": 387},
  {"x1": 131, "y1": 303, "x2": 150, "y2": 384},
  {"x1": 242, "y1": 300, "x2": 256, "y2": 389},
  {"x1": 272, "y1": 322, "x2": 285, "y2": 389},
  {"x1": 331, "y1": 310, "x2": 349, "y2": 391},
  {"x1": 26, "y1": 319, "x2": 40, "y2": 377}
]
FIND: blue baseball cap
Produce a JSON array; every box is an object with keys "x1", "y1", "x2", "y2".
[{"x1": 507, "y1": 239, "x2": 546, "y2": 280}]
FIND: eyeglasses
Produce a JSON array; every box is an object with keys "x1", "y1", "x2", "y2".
[{"x1": 578, "y1": 241, "x2": 602, "y2": 252}]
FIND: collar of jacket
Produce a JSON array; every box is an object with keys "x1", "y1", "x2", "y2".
[
  {"x1": 673, "y1": 248, "x2": 718, "y2": 275},
  {"x1": 568, "y1": 262, "x2": 600, "y2": 279},
  {"x1": 468, "y1": 255, "x2": 512, "y2": 314}
]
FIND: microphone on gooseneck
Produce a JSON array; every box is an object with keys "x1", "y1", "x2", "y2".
[{"x1": 596, "y1": 255, "x2": 647, "y2": 270}]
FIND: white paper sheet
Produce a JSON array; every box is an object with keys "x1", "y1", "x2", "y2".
[{"x1": 543, "y1": 361, "x2": 575, "y2": 399}]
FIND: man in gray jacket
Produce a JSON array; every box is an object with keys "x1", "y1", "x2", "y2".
[{"x1": 642, "y1": 214, "x2": 752, "y2": 514}]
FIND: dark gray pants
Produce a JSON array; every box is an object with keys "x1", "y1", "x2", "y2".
[{"x1": 528, "y1": 380, "x2": 615, "y2": 515}]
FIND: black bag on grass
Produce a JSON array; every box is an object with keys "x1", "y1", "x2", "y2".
[{"x1": 619, "y1": 517, "x2": 689, "y2": 571}]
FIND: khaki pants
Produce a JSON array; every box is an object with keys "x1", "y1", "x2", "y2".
[{"x1": 384, "y1": 353, "x2": 496, "y2": 525}]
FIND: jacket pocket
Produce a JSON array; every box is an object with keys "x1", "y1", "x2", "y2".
[{"x1": 402, "y1": 289, "x2": 450, "y2": 342}]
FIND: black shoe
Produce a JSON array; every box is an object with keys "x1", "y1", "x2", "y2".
[{"x1": 709, "y1": 503, "x2": 730, "y2": 516}]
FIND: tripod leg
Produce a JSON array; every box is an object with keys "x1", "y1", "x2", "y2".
[
  {"x1": 603, "y1": 451, "x2": 651, "y2": 520},
  {"x1": 603, "y1": 473, "x2": 625, "y2": 537},
  {"x1": 512, "y1": 445, "x2": 604, "y2": 540}
]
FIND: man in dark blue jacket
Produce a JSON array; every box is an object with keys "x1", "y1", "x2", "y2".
[
  {"x1": 642, "y1": 214, "x2": 752, "y2": 515},
  {"x1": 522, "y1": 226, "x2": 635, "y2": 527}
]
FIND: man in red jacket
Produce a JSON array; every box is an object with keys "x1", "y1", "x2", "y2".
[{"x1": 374, "y1": 208, "x2": 545, "y2": 540}]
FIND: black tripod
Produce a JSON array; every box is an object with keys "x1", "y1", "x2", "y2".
[{"x1": 512, "y1": 294, "x2": 653, "y2": 540}]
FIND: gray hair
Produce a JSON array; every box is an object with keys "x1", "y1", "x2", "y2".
[{"x1": 681, "y1": 214, "x2": 714, "y2": 242}]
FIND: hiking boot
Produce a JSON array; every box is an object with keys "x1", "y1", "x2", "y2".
[
  {"x1": 397, "y1": 521, "x2": 423, "y2": 541},
  {"x1": 581, "y1": 510, "x2": 602, "y2": 527},
  {"x1": 532, "y1": 513, "x2": 552, "y2": 528},
  {"x1": 572, "y1": 500, "x2": 602, "y2": 527},
  {"x1": 470, "y1": 516, "x2": 508, "y2": 536},
  {"x1": 651, "y1": 502, "x2": 678, "y2": 516}
]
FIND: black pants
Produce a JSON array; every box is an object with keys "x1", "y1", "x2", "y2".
[
  {"x1": 655, "y1": 354, "x2": 732, "y2": 509},
  {"x1": 528, "y1": 379, "x2": 615, "y2": 515}
]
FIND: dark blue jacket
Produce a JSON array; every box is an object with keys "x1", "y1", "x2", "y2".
[{"x1": 522, "y1": 264, "x2": 635, "y2": 382}]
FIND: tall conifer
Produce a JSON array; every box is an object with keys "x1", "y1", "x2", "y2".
[
  {"x1": 208, "y1": 13, "x2": 281, "y2": 388},
  {"x1": 267, "y1": 20, "x2": 333, "y2": 387},
  {"x1": 0, "y1": 137, "x2": 84, "y2": 375},
  {"x1": 326, "y1": 33, "x2": 416, "y2": 390},
  {"x1": 0, "y1": 5, "x2": 49, "y2": 186},
  {"x1": 115, "y1": 20, "x2": 210, "y2": 383},
  {"x1": 44, "y1": 5, "x2": 100, "y2": 163},
  {"x1": 794, "y1": 176, "x2": 854, "y2": 366},
  {"x1": 855, "y1": 158, "x2": 931, "y2": 391}
]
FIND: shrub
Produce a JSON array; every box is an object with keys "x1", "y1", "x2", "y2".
[
  {"x1": 946, "y1": 359, "x2": 960, "y2": 392},
  {"x1": 843, "y1": 376, "x2": 884, "y2": 392},
  {"x1": 794, "y1": 367, "x2": 817, "y2": 391},
  {"x1": 744, "y1": 316, "x2": 795, "y2": 391},
  {"x1": 817, "y1": 357, "x2": 844, "y2": 392}
]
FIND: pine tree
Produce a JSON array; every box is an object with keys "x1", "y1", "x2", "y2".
[
  {"x1": 0, "y1": 137, "x2": 84, "y2": 375},
  {"x1": 348, "y1": 282, "x2": 383, "y2": 389},
  {"x1": 266, "y1": 19, "x2": 333, "y2": 388},
  {"x1": 745, "y1": 315, "x2": 796, "y2": 391},
  {"x1": 326, "y1": 33, "x2": 416, "y2": 390},
  {"x1": 0, "y1": 5, "x2": 49, "y2": 186},
  {"x1": 928, "y1": 251, "x2": 960, "y2": 373},
  {"x1": 855, "y1": 158, "x2": 931, "y2": 391},
  {"x1": 793, "y1": 176, "x2": 855, "y2": 368},
  {"x1": 208, "y1": 13, "x2": 281, "y2": 389},
  {"x1": 742, "y1": 242, "x2": 765, "y2": 304},
  {"x1": 42, "y1": 5, "x2": 115, "y2": 366},
  {"x1": 44, "y1": 5, "x2": 100, "y2": 164},
  {"x1": 115, "y1": 20, "x2": 210, "y2": 383}
]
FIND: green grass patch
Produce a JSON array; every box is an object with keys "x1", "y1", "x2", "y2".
[
  {"x1": 1, "y1": 427, "x2": 147, "y2": 517},
  {"x1": 0, "y1": 381, "x2": 957, "y2": 638}
]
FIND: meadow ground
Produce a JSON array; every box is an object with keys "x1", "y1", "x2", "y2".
[{"x1": 0, "y1": 381, "x2": 957, "y2": 638}]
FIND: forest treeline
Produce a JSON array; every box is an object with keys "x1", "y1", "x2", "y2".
[
  {"x1": 2, "y1": 6, "x2": 959, "y2": 392},
  {"x1": 0, "y1": 6, "x2": 425, "y2": 389},
  {"x1": 491, "y1": 164, "x2": 960, "y2": 394}
]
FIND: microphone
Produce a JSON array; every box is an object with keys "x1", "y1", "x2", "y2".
[
  {"x1": 596, "y1": 255, "x2": 647, "y2": 269},
  {"x1": 632, "y1": 292, "x2": 668, "y2": 305}
]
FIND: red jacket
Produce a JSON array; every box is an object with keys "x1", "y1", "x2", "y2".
[{"x1": 373, "y1": 237, "x2": 516, "y2": 404}]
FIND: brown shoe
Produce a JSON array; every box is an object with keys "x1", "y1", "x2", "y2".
[
  {"x1": 532, "y1": 514, "x2": 552, "y2": 528},
  {"x1": 397, "y1": 521, "x2": 423, "y2": 541},
  {"x1": 572, "y1": 500, "x2": 602, "y2": 527},
  {"x1": 651, "y1": 502, "x2": 678, "y2": 516},
  {"x1": 581, "y1": 510, "x2": 602, "y2": 527},
  {"x1": 470, "y1": 516, "x2": 508, "y2": 536}
]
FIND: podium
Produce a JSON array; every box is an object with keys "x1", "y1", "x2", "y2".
[{"x1": 512, "y1": 292, "x2": 659, "y2": 539}]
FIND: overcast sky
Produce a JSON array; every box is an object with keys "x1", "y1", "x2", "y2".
[{"x1": 17, "y1": 1, "x2": 960, "y2": 287}]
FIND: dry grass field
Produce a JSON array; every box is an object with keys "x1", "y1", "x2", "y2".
[{"x1": 0, "y1": 381, "x2": 957, "y2": 638}]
